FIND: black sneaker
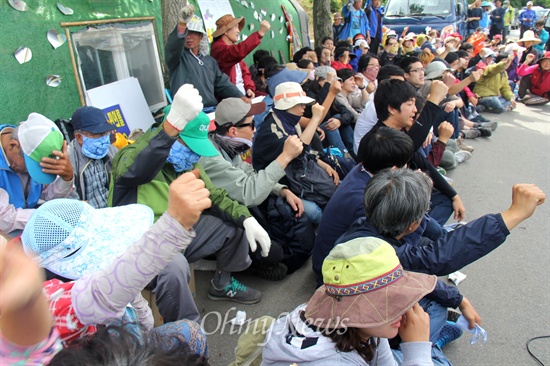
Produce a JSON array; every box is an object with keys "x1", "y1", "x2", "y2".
[
  {"x1": 243, "y1": 263, "x2": 288, "y2": 281},
  {"x1": 447, "y1": 309, "x2": 461, "y2": 323},
  {"x1": 208, "y1": 277, "x2": 261, "y2": 304},
  {"x1": 476, "y1": 127, "x2": 492, "y2": 137}
]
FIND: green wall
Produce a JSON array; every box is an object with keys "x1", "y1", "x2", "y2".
[
  {"x1": 1, "y1": 0, "x2": 162, "y2": 125},
  {"x1": 1, "y1": 0, "x2": 304, "y2": 125}
]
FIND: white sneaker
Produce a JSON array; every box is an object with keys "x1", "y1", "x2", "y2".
[{"x1": 454, "y1": 150, "x2": 472, "y2": 164}]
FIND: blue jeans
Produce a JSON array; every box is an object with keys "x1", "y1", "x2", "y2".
[
  {"x1": 478, "y1": 96, "x2": 510, "y2": 114},
  {"x1": 302, "y1": 199, "x2": 322, "y2": 225},
  {"x1": 435, "y1": 109, "x2": 460, "y2": 139},
  {"x1": 392, "y1": 298, "x2": 451, "y2": 366},
  {"x1": 429, "y1": 190, "x2": 453, "y2": 227},
  {"x1": 320, "y1": 122, "x2": 354, "y2": 155}
]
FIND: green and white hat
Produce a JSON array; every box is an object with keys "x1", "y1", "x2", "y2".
[
  {"x1": 19, "y1": 113, "x2": 64, "y2": 184},
  {"x1": 179, "y1": 111, "x2": 219, "y2": 157}
]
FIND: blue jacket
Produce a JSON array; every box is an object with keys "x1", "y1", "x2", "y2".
[
  {"x1": 0, "y1": 124, "x2": 42, "y2": 209},
  {"x1": 339, "y1": 4, "x2": 370, "y2": 41},
  {"x1": 365, "y1": 1, "x2": 384, "y2": 40},
  {"x1": 336, "y1": 213, "x2": 511, "y2": 307},
  {"x1": 519, "y1": 9, "x2": 536, "y2": 27}
]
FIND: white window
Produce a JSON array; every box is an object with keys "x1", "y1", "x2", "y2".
[{"x1": 69, "y1": 21, "x2": 167, "y2": 112}]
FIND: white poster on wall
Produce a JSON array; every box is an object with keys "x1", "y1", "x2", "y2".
[
  {"x1": 87, "y1": 77, "x2": 156, "y2": 136},
  {"x1": 197, "y1": 0, "x2": 234, "y2": 43}
]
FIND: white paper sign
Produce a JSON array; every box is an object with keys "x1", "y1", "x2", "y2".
[{"x1": 87, "y1": 77, "x2": 155, "y2": 134}]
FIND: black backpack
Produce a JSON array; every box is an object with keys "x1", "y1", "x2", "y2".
[{"x1": 284, "y1": 149, "x2": 337, "y2": 208}]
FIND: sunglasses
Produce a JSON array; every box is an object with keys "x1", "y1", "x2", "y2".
[{"x1": 235, "y1": 122, "x2": 255, "y2": 129}]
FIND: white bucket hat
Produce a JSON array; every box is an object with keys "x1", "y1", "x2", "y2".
[
  {"x1": 187, "y1": 14, "x2": 207, "y2": 35},
  {"x1": 273, "y1": 82, "x2": 315, "y2": 110}
]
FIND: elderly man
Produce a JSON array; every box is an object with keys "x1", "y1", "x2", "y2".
[
  {"x1": 1, "y1": 114, "x2": 74, "y2": 234},
  {"x1": 67, "y1": 106, "x2": 117, "y2": 208},
  {"x1": 165, "y1": 5, "x2": 243, "y2": 110}
]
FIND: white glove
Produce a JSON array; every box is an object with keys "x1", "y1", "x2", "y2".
[
  {"x1": 166, "y1": 84, "x2": 203, "y2": 131},
  {"x1": 243, "y1": 217, "x2": 271, "y2": 257},
  {"x1": 179, "y1": 4, "x2": 195, "y2": 24}
]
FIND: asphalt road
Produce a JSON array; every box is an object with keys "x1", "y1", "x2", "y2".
[{"x1": 191, "y1": 99, "x2": 550, "y2": 366}]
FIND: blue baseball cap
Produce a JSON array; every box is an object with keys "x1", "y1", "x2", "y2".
[
  {"x1": 71, "y1": 106, "x2": 115, "y2": 134},
  {"x1": 266, "y1": 67, "x2": 309, "y2": 97}
]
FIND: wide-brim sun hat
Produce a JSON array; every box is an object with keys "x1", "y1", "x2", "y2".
[
  {"x1": 538, "y1": 51, "x2": 550, "y2": 64},
  {"x1": 517, "y1": 30, "x2": 542, "y2": 45},
  {"x1": 304, "y1": 237, "x2": 437, "y2": 329},
  {"x1": 22, "y1": 199, "x2": 154, "y2": 280},
  {"x1": 212, "y1": 14, "x2": 245, "y2": 39},
  {"x1": 273, "y1": 81, "x2": 315, "y2": 110},
  {"x1": 187, "y1": 14, "x2": 207, "y2": 35}
]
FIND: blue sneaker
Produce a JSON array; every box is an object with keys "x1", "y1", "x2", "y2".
[{"x1": 435, "y1": 321, "x2": 463, "y2": 349}]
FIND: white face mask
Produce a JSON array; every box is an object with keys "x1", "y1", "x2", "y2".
[{"x1": 308, "y1": 69, "x2": 316, "y2": 80}]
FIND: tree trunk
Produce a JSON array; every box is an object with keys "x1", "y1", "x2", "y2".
[
  {"x1": 313, "y1": 0, "x2": 333, "y2": 46},
  {"x1": 161, "y1": 0, "x2": 185, "y2": 46}
]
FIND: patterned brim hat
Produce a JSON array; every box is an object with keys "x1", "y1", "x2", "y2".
[
  {"x1": 305, "y1": 237, "x2": 437, "y2": 329},
  {"x1": 22, "y1": 199, "x2": 154, "y2": 280}
]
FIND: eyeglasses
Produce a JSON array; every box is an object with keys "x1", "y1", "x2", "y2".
[
  {"x1": 409, "y1": 68, "x2": 425, "y2": 74},
  {"x1": 235, "y1": 122, "x2": 255, "y2": 129}
]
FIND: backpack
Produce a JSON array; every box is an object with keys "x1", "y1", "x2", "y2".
[{"x1": 284, "y1": 149, "x2": 337, "y2": 208}]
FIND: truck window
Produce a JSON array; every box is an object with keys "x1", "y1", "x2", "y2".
[{"x1": 385, "y1": 0, "x2": 453, "y2": 17}]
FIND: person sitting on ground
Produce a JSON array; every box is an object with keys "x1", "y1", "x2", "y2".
[
  {"x1": 336, "y1": 168, "x2": 546, "y2": 347},
  {"x1": 0, "y1": 114, "x2": 74, "y2": 234},
  {"x1": 252, "y1": 55, "x2": 277, "y2": 96},
  {"x1": 252, "y1": 82, "x2": 339, "y2": 225},
  {"x1": 292, "y1": 47, "x2": 318, "y2": 66},
  {"x1": 350, "y1": 33, "x2": 368, "y2": 70},
  {"x1": 110, "y1": 85, "x2": 270, "y2": 320},
  {"x1": 262, "y1": 236, "x2": 456, "y2": 365},
  {"x1": 201, "y1": 98, "x2": 315, "y2": 278},
  {"x1": 517, "y1": 51, "x2": 550, "y2": 105},
  {"x1": 297, "y1": 59, "x2": 315, "y2": 70},
  {"x1": 533, "y1": 21, "x2": 549, "y2": 54},
  {"x1": 249, "y1": 49, "x2": 270, "y2": 80},
  {"x1": 210, "y1": 14, "x2": 271, "y2": 99},
  {"x1": 165, "y1": 5, "x2": 243, "y2": 109},
  {"x1": 377, "y1": 36, "x2": 399, "y2": 66},
  {"x1": 474, "y1": 52, "x2": 517, "y2": 113},
  {"x1": 365, "y1": 78, "x2": 466, "y2": 232},
  {"x1": 353, "y1": 64, "x2": 404, "y2": 154},
  {"x1": 0, "y1": 171, "x2": 210, "y2": 364},
  {"x1": 67, "y1": 106, "x2": 117, "y2": 209},
  {"x1": 331, "y1": 46, "x2": 354, "y2": 70},
  {"x1": 315, "y1": 45, "x2": 333, "y2": 67},
  {"x1": 517, "y1": 30, "x2": 541, "y2": 65},
  {"x1": 312, "y1": 127, "x2": 413, "y2": 287}
]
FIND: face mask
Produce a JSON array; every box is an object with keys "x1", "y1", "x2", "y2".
[
  {"x1": 81, "y1": 134, "x2": 111, "y2": 159},
  {"x1": 167, "y1": 140, "x2": 201, "y2": 172},
  {"x1": 308, "y1": 69, "x2": 316, "y2": 80}
]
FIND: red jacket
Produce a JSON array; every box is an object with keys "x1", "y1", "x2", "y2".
[
  {"x1": 517, "y1": 64, "x2": 550, "y2": 97},
  {"x1": 210, "y1": 32, "x2": 263, "y2": 94}
]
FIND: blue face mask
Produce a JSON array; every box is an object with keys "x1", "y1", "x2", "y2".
[
  {"x1": 81, "y1": 134, "x2": 111, "y2": 159},
  {"x1": 167, "y1": 140, "x2": 201, "y2": 172}
]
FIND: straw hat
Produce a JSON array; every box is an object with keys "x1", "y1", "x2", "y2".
[
  {"x1": 212, "y1": 14, "x2": 245, "y2": 38},
  {"x1": 517, "y1": 30, "x2": 542, "y2": 45}
]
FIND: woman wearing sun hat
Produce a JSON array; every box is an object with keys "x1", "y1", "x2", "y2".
[
  {"x1": 210, "y1": 14, "x2": 271, "y2": 99},
  {"x1": 252, "y1": 82, "x2": 339, "y2": 224},
  {"x1": 261, "y1": 237, "x2": 453, "y2": 365},
  {"x1": 517, "y1": 29, "x2": 541, "y2": 64}
]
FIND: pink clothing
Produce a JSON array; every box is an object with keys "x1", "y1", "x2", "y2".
[
  {"x1": 210, "y1": 32, "x2": 263, "y2": 93},
  {"x1": 517, "y1": 64, "x2": 550, "y2": 97},
  {"x1": 0, "y1": 328, "x2": 62, "y2": 366}
]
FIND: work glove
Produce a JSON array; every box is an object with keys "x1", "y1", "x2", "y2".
[
  {"x1": 166, "y1": 84, "x2": 203, "y2": 132},
  {"x1": 179, "y1": 4, "x2": 195, "y2": 24},
  {"x1": 242, "y1": 217, "x2": 271, "y2": 257}
]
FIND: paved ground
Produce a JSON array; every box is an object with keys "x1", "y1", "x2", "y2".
[{"x1": 192, "y1": 101, "x2": 550, "y2": 366}]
